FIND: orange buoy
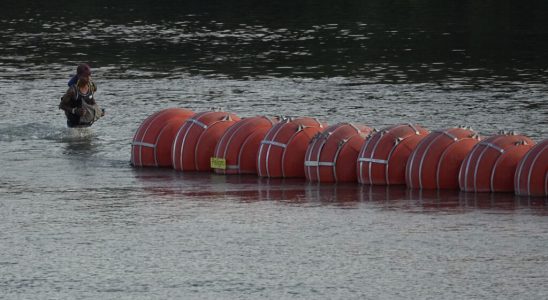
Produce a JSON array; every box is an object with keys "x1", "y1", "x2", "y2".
[
  {"x1": 357, "y1": 123, "x2": 429, "y2": 185},
  {"x1": 257, "y1": 117, "x2": 327, "y2": 178},
  {"x1": 514, "y1": 139, "x2": 547, "y2": 197},
  {"x1": 131, "y1": 108, "x2": 194, "y2": 167},
  {"x1": 172, "y1": 111, "x2": 240, "y2": 171},
  {"x1": 304, "y1": 123, "x2": 372, "y2": 183},
  {"x1": 405, "y1": 127, "x2": 481, "y2": 190},
  {"x1": 459, "y1": 133, "x2": 535, "y2": 193},
  {"x1": 212, "y1": 116, "x2": 279, "y2": 175}
]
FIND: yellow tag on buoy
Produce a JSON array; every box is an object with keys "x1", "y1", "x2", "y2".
[{"x1": 210, "y1": 157, "x2": 226, "y2": 169}]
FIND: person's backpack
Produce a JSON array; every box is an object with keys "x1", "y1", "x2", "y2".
[{"x1": 67, "y1": 75, "x2": 78, "y2": 86}]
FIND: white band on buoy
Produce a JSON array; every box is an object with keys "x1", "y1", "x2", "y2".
[
  {"x1": 304, "y1": 161, "x2": 336, "y2": 167},
  {"x1": 261, "y1": 140, "x2": 287, "y2": 148},
  {"x1": 131, "y1": 141, "x2": 156, "y2": 148},
  {"x1": 358, "y1": 158, "x2": 388, "y2": 164}
]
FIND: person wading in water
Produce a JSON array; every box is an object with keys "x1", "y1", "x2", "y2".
[{"x1": 59, "y1": 64, "x2": 105, "y2": 128}]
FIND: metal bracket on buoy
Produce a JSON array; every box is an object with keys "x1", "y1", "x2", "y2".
[
  {"x1": 349, "y1": 123, "x2": 361, "y2": 133},
  {"x1": 278, "y1": 115, "x2": 293, "y2": 123},
  {"x1": 296, "y1": 124, "x2": 307, "y2": 132},
  {"x1": 515, "y1": 140, "x2": 528, "y2": 146},
  {"x1": 358, "y1": 132, "x2": 368, "y2": 139},
  {"x1": 458, "y1": 125, "x2": 473, "y2": 130},
  {"x1": 498, "y1": 130, "x2": 516, "y2": 136},
  {"x1": 469, "y1": 132, "x2": 480, "y2": 140},
  {"x1": 189, "y1": 118, "x2": 208, "y2": 128},
  {"x1": 482, "y1": 142, "x2": 505, "y2": 153},
  {"x1": 222, "y1": 114, "x2": 232, "y2": 121},
  {"x1": 313, "y1": 117, "x2": 324, "y2": 128},
  {"x1": 310, "y1": 132, "x2": 324, "y2": 143},
  {"x1": 408, "y1": 123, "x2": 420, "y2": 135},
  {"x1": 338, "y1": 139, "x2": 349, "y2": 147}
]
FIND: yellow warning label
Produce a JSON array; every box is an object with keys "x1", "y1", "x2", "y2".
[{"x1": 210, "y1": 157, "x2": 226, "y2": 169}]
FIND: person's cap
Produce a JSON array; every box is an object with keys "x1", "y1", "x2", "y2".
[{"x1": 76, "y1": 63, "x2": 91, "y2": 76}]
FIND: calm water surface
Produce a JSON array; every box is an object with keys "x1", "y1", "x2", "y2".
[{"x1": 1, "y1": 1, "x2": 547, "y2": 299}]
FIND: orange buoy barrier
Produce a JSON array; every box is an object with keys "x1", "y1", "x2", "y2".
[
  {"x1": 514, "y1": 139, "x2": 547, "y2": 197},
  {"x1": 304, "y1": 123, "x2": 372, "y2": 183},
  {"x1": 212, "y1": 116, "x2": 279, "y2": 175},
  {"x1": 172, "y1": 111, "x2": 240, "y2": 171},
  {"x1": 405, "y1": 127, "x2": 481, "y2": 190},
  {"x1": 357, "y1": 123, "x2": 429, "y2": 185},
  {"x1": 131, "y1": 108, "x2": 194, "y2": 167},
  {"x1": 459, "y1": 133, "x2": 535, "y2": 193},
  {"x1": 257, "y1": 117, "x2": 327, "y2": 178}
]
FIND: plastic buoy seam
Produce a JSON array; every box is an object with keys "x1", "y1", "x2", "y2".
[
  {"x1": 138, "y1": 112, "x2": 162, "y2": 166},
  {"x1": 368, "y1": 134, "x2": 384, "y2": 185},
  {"x1": 222, "y1": 121, "x2": 246, "y2": 166},
  {"x1": 473, "y1": 136, "x2": 505, "y2": 191},
  {"x1": 514, "y1": 143, "x2": 534, "y2": 194},
  {"x1": 315, "y1": 137, "x2": 328, "y2": 182},
  {"x1": 264, "y1": 122, "x2": 286, "y2": 177},
  {"x1": 527, "y1": 144, "x2": 547, "y2": 196},
  {"x1": 418, "y1": 134, "x2": 444, "y2": 189},
  {"x1": 237, "y1": 131, "x2": 260, "y2": 174},
  {"x1": 384, "y1": 137, "x2": 403, "y2": 185},
  {"x1": 331, "y1": 141, "x2": 345, "y2": 182},
  {"x1": 179, "y1": 122, "x2": 194, "y2": 171},
  {"x1": 281, "y1": 127, "x2": 307, "y2": 177},
  {"x1": 461, "y1": 144, "x2": 481, "y2": 192},
  {"x1": 153, "y1": 126, "x2": 168, "y2": 167}
]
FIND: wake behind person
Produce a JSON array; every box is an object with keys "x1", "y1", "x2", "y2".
[{"x1": 59, "y1": 64, "x2": 105, "y2": 128}]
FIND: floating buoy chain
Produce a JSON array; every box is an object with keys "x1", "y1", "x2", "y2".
[{"x1": 132, "y1": 109, "x2": 545, "y2": 196}]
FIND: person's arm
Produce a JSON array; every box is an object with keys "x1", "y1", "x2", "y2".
[{"x1": 59, "y1": 87, "x2": 77, "y2": 113}]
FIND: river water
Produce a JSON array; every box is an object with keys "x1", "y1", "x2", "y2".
[{"x1": 1, "y1": 1, "x2": 547, "y2": 299}]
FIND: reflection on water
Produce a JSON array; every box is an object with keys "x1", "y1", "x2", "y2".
[{"x1": 133, "y1": 168, "x2": 547, "y2": 213}]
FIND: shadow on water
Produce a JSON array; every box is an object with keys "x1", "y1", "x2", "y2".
[{"x1": 132, "y1": 168, "x2": 547, "y2": 214}]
